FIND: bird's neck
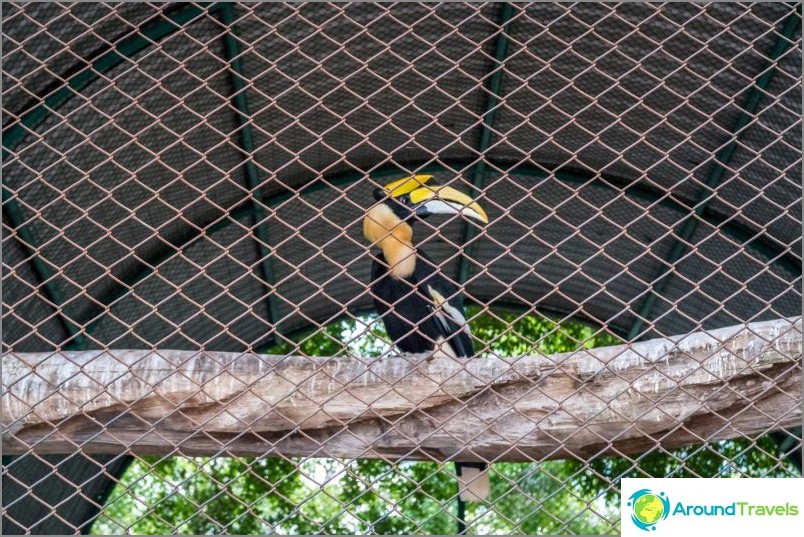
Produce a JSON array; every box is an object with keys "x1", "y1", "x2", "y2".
[{"x1": 364, "y1": 205, "x2": 417, "y2": 278}]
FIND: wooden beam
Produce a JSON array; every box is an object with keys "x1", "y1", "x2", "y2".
[{"x1": 3, "y1": 318, "x2": 800, "y2": 462}]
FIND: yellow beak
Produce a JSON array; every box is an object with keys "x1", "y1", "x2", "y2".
[{"x1": 409, "y1": 185, "x2": 489, "y2": 224}]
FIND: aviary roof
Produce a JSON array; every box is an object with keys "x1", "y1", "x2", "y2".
[{"x1": 3, "y1": 2, "x2": 801, "y2": 354}]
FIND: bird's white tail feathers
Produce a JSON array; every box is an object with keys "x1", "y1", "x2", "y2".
[{"x1": 457, "y1": 466, "x2": 490, "y2": 502}]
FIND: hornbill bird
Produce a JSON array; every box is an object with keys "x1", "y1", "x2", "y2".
[{"x1": 363, "y1": 174, "x2": 489, "y2": 532}]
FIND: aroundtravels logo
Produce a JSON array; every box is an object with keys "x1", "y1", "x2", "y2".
[
  {"x1": 621, "y1": 479, "x2": 802, "y2": 535},
  {"x1": 627, "y1": 489, "x2": 670, "y2": 531}
]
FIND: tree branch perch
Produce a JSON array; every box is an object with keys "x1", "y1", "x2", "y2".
[{"x1": 3, "y1": 318, "x2": 801, "y2": 462}]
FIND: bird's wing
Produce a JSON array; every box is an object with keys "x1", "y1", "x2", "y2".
[
  {"x1": 425, "y1": 284, "x2": 474, "y2": 357},
  {"x1": 427, "y1": 285, "x2": 469, "y2": 333}
]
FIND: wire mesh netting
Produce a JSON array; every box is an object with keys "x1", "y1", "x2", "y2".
[{"x1": 2, "y1": 2, "x2": 802, "y2": 535}]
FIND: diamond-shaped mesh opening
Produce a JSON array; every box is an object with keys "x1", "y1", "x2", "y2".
[{"x1": 2, "y1": 2, "x2": 801, "y2": 535}]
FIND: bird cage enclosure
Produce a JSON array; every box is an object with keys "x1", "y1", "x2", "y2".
[{"x1": 2, "y1": 2, "x2": 801, "y2": 535}]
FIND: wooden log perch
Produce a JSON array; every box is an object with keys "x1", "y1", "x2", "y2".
[{"x1": 3, "y1": 318, "x2": 801, "y2": 462}]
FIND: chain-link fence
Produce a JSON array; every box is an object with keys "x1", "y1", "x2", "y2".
[{"x1": 2, "y1": 2, "x2": 802, "y2": 535}]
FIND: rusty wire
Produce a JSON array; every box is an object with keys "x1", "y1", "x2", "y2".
[{"x1": 2, "y1": 2, "x2": 802, "y2": 535}]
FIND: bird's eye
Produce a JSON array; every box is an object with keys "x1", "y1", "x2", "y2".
[{"x1": 393, "y1": 196, "x2": 409, "y2": 209}]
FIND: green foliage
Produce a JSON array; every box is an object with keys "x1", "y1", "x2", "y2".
[
  {"x1": 91, "y1": 311, "x2": 798, "y2": 535},
  {"x1": 465, "y1": 306, "x2": 620, "y2": 355}
]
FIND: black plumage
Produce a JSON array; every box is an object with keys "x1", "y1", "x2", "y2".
[{"x1": 370, "y1": 249, "x2": 473, "y2": 358}]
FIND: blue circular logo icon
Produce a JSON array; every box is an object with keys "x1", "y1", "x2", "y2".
[{"x1": 627, "y1": 489, "x2": 670, "y2": 531}]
